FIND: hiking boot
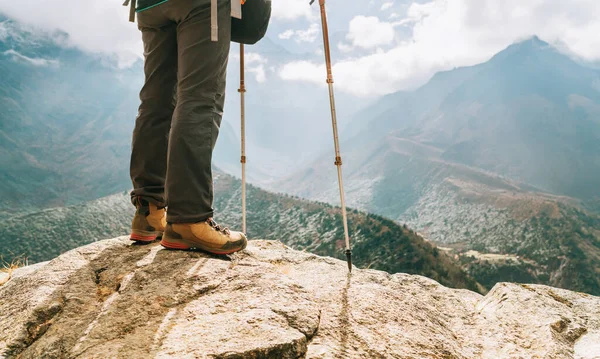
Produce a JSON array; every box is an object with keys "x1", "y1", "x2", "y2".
[
  {"x1": 160, "y1": 218, "x2": 247, "y2": 255},
  {"x1": 130, "y1": 197, "x2": 167, "y2": 242}
]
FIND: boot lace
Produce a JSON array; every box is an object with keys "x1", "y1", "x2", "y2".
[{"x1": 207, "y1": 218, "x2": 231, "y2": 235}]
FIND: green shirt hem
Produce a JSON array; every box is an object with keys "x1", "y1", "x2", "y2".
[{"x1": 136, "y1": 0, "x2": 169, "y2": 12}]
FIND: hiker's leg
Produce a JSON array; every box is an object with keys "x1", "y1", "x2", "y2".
[
  {"x1": 165, "y1": 0, "x2": 231, "y2": 223},
  {"x1": 130, "y1": 12, "x2": 178, "y2": 208}
]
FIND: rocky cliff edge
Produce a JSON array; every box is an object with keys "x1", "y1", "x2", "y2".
[{"x1": 1, "y1": 237, "x2": 599, "y2": 359}]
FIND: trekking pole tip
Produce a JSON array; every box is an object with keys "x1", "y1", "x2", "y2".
[{"x1": 345, "y1": 249, "x2": 352, "y2": 273}]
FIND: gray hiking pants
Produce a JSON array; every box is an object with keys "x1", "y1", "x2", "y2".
[{"x1": 130, "y1": 0, "x2": 231, "y2": 223}]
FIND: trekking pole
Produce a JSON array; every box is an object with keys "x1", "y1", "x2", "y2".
[
  {"x1": 239, "y1": 43, "x2": 247, "y2": 233},
  {"x1": 311, "y1": 0, "x2": 352, "y2": 272}
]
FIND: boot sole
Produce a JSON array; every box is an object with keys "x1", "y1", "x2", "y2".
[
  {"x1": 130, "y1": 229, "x2": 163, "y2": 242},
  {"x1": 160, "y1": 237, "x2": 245, "y2": 255}
]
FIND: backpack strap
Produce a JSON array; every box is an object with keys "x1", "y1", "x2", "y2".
[
  {"x1": 123, "y1": 0, "x2": 239, "y2": 40},
  {"x1": 123, "y1": 0, "x2": 137, "y2": 23},
  {"x1": 211, "y1": 0, "x2": 218, "y2": 41},
  {"x1": 232, "y1": 0, "x2": 242, "y2": 19},
  {"x1": 213, "y1": 0, "x2": 243, "y2": 42}
]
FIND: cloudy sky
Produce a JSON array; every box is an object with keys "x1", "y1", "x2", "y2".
[{"x1": 1, "y1": 0, "x2": 600, "y2": 97}]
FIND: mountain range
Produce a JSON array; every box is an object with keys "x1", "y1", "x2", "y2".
[
  {"x1": 0, "y1": 15, "x2": 258, "y2": 212},
  {"x1": 0, "y1": 14, "x2": 367, "y2": 213},
  {"x1": 313, "y1": 36, "x2": 600, "y2": 203},
  {"x1": 273, "y1": 36, "x2": 600, "y2": 295},
  {"x1": 0, "y1": 16, "x2": 141, "y2": 212},
  {"x1": 2, "y1": 12, "x2": 599, "y2": 296}
]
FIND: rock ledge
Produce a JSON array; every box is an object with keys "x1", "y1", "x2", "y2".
[{"x1": 1, "y1": 237, "x2": 599, "y2": 359}]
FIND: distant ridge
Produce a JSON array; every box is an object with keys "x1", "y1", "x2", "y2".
[
  {"x1": 0, "y1": 171, "x2": 480, "y2": 292},
  {"x1": 275, "y1": 37, "x2": 600, "y2": 295}
]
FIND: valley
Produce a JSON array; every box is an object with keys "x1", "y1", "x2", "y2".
[
  {"x1": 0, "y1": 171, "x2": 480, "y2": 293},
  {"x1": 272, "y1": 38, "x2": 600, "y2": 295},
  {"x1": 2, "y1": 13, "x2": 599, "y2": 296}
]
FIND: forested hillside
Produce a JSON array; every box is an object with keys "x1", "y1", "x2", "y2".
[{"x1": 1, "y1": 172, "x2": 480, "y2": 293}]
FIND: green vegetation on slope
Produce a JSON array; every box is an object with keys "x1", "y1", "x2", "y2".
[
  {"x1": 0, "y1": 173, "x2": 480, "y2": 293},
  {"x1": 400, "y1": 178, "x2": 600, "y2": 296},
  {"x1": 465, "y1": 204, "x2": 600, "y2": 295},
  {"x1": 214, "y1": 174, "x2": 481, "y2": 292}
]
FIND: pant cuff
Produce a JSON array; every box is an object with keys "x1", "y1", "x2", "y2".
[
  {"x1": 167, "y1": 211, "x2": 214, "y2": 224},
  {"x1": 130, "y1": 192, "x2": 166, "y2": 208}
]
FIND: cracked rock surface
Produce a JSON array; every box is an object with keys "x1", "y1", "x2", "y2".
[{"x1": 1, "y1": 237, "x2": 599, "y2": 359}]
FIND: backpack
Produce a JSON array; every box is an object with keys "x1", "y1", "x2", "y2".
[
  {"x1": 124, "y1": 0, "x2": 271, "y2": 45},
  {"x1": 232, "y1": 0, "x2": 272, "y2": 45}
]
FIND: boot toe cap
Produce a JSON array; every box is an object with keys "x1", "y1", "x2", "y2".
[{"x1": 224, "y1": 233, "x2": 247, "y2": 252}]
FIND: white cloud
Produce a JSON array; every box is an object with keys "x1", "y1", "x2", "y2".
[
  {"x1": 278, "y1": 29, "x2": 295, "y2": 40},
  {"x1": 381, "y1": 2, "x2": 394, "y2": 11},
  {"x1": 0, "y1": 0, "x2": 318, "y2": 67},
  {"x1": 279, "y1": 60, "x2": 324, "y2": 84},
  {"x1": 0, "y1": 0, "x2": 140, "y2": 67},
  {"x1": 232, "y1": 52, "x2": 268, "y2": 83},
  {"x1": 4, "y1": 0, "x2": 600, "y2": 98},
  {"x1": 271, "y1": 0, "x2": 316, "y2": 21},
  {"x1": 405, "y1": 1, "x2": 440, "y2": 22},
  {"x1": 3, "y1": 49, "x2": 59, "y2": 67},
  {"x1": 279, "y1": 52, "x2": 430, "y2": 97},
  {"x1": 337, "y1": 42, "x2": 353, "y2": 53},
  {"x1": 278, "y1": 24, "x2": 320, "y2": 43},
  {"x1": 245, "y1": 52, "x2": 268, "y2": 66},
  {"x1": 346, "y1": 16, "x2": 395, "y2": 49},
  {"x1": 296, "y1": 23, "x2": 320, "y2": 43},
  {"x1": 248, "y1": 66, "x2": 267, "y2": 83},
  {"x1": 279, "y1": 0, "x2": 600, "y2": 97}
]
